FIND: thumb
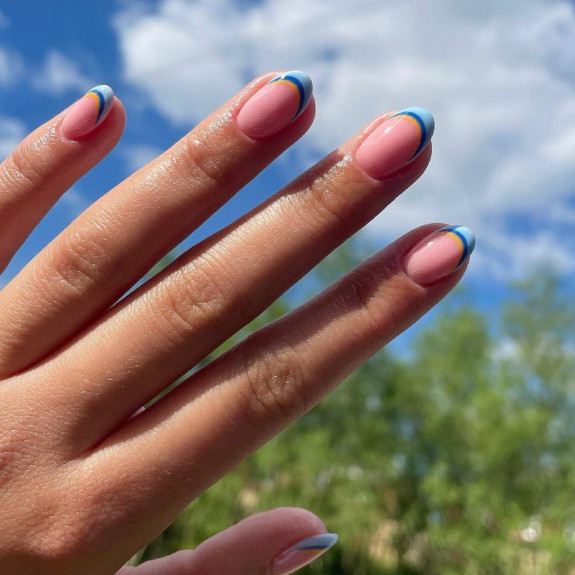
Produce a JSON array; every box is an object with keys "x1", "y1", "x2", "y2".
[{"x1": 117, "y1": 507, "x2": 337, "y2": 575}]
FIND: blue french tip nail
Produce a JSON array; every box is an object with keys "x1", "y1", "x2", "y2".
[
  {"x1": 391, "y1": 107, "x2": 435, "y2": 159},
  {"x1": 269, "y1": 70, "x2": 313, "y2": 118}
]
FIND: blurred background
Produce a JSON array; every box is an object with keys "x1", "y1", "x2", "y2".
[{"x1": 1, "y1": 0, "x2": 575, "y2": 572}]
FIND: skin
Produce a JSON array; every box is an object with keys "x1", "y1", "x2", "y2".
[{"x1": 0, "y1": 72, "x2": 467, "y2": 574}]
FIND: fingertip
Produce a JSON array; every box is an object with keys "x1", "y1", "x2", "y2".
[
  {"x1": 242, "y1": 506, "x2": 327, "y2": 535},
  {"x1": 353, "y1": 107, "x2": 435, "y2": 181},
  {"x1": 57, "y1": 86, "x2": 125, "y2": 148},
  {"x1": 234, "y1": 71, "x2": 316, "y2": 142},
  {"x1": 398, "y1": 223, "x2": 475, "y2": 289},
  {"x1": 185, "y1": 507, "x2": 332, "y2": 575}
]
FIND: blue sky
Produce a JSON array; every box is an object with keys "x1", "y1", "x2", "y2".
[{"x1": 1, "y1": 0, "x2": 574, "y2": 339}]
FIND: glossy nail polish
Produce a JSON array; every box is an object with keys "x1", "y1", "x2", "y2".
[
  {"x1": 404, "y1": 226, "x2": 475, "y2": 286},
  {"x1": 236, "y1": 71, "x2": 313, "y2": 140},
  {"x1": 355, "y1": 107, "x2": 435, "y2": 180},
  {"x1": 268, "y1": 533, "x2": 338, "y2": 575},
  {"x1": 60, "y1": 85, "x2": 114, "y2": 141}
]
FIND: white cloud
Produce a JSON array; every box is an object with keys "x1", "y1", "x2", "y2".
[
  {"x1": 32, "y1": 50, "x2": 93, "y2": 95},
  {"x1": 0, "y1": 44, "x2": 24, "y2": 86},
  {"x1": 0, "y1": 116, "x2": 26, "y2": 161},
  {"x1": 120, "y1": 143, "x2": 164, "y2": 174},
  {"x1": 56, "y1": 187, "x2": 90, "y2": 219},
  {"x1": 113, "y1": 0, "x2": 575, "y2": 280}
]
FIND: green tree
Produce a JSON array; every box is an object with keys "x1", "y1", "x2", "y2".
[{"x1": 134, "y1": 249, "x2": 575, "y2": 575}]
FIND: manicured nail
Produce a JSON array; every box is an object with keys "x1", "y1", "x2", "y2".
[
  {"x1": 355, "y1": 107, "x2": 435, "y2": 180},
  {"x1": 59, "y1": 85, "x2": 114, "y2": 141},
  {"x1": 404, "y1": 226, "x2": 475, "y2": 285},
  {"x1": 236, "y1": 70, "x2": 313, "y2": 140},
  {"x1": 268, "y1": 533, "x2": 338, "y2": 575}
]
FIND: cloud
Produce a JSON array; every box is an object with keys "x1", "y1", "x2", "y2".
[
  {"x1": 56, "y1": 187, "x2": 90, "y2": 219},
  {"x1": 32, "y1": 50, "x2": 93, "y2": 95},
  {"x1": 120, "y1": 143, "x2": 165, "y2": 174},
  {"x1": 113, "y1": 0, "x2": 575, "y2": 280},
  {"x1": 0, "y1": 44, "x2": 24, "y2": 87},
  {"x1": 0, "y1": 116, "x2": 26, "y2": 161}
]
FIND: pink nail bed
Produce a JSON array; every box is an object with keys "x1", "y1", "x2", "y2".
[
  {"x1": 60, "y1": 85, "x2": 114, "y2": 141},
  {"x1": 355, "y1": 107, "x2": 435, "y2": 180},
  {"x1": 404, "y1": 226, "x2": 475, "y2": 286},
  {"x1": 236, "y1": 71, "x2": 313, "y2": 140}
]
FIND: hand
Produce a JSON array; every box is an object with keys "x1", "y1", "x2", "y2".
[{"x1": 0, "y1": 71, "x2": 473, "y2": 574}]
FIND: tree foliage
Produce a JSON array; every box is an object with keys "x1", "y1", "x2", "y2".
[{"x1": 136, "y1": 246, "x2": 575, "y2": 574}]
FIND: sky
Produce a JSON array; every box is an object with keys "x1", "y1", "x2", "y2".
[{"x1": 1, "y1": 0, "x2": 574, "y2": 337}]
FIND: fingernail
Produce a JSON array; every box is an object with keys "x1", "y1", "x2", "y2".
[
  {"x1": 268, "y1": 533, "x2": 338, "y2": 575},
  {"x1": 355, "y1": 107, "x2": 435, "y2": 180},
  {"x1": 404, "y1": 226, "x2": 475, "y2": 286},
  {"x1": 59, "y1": 85, "x2": 114, "y2": 141},
  {"x1": 236, "y1": 70, "x2": 313, "y2": 140}
]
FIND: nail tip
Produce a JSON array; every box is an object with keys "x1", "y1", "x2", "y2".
[
  {"x1": 396, "y1": 107, "x2": 435, "y2": 155},
  {"x1": 440, "y1": 225, "x2": 475, "y2": 269},
  {"x1": 87, "y1": 84, "x2": 115, "y2": 125},
  {"x1": 293, "y1": 532, "x2": 338, "y2": 550},
  {"x1": 452, "y1": 225, "x2": 476, "y2": 255},
  {"x1": 402, "y1": 107, "x2": 435, "y2": 132},
  {"x1": 60, "y1": 84, "x2": 115, "y2": 141},
  {"x1": 89, "y1": 84, "x2": 114, "y2": 97},
  {"x1": 284, "y1": 70, "x2": 313, "y2": 93},
  {"x1": 271, "y1": 70, "x2": 313, "y2": 117}
]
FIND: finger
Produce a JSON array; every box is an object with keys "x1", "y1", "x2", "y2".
[
  {"x1": 0, "y1": 71, "x2": 315, "y2": 376},
  {"x1": 117, "y1": 508, "x2": 336, "y2": 575},
  {"x1": 92, "y1": 224, "x2": 474, "y2": 542},
  {"x1": 0, "y1": 85, "x2": 124, "y2": 273},
  {"x1": 34, "y1": 108, "x2": 434, "y2": 450}
]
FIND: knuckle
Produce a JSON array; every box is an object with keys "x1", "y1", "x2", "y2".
[
  {"x1": 25, "y1": 517, "x2": 85, "y2": 564},
  {"x1": 0, "y1": 410, "x2": 54, "y2": 485},
  {"x1": 23, "y1": 509, "x2": 96, "y2": 565},
  {"x1": 347, "y1": 266, "x2": 408, "y2": 336},
  {"x1": 15, "y1": 474, "x2": 112, "y2": 564},
  {"x1": 0, "y1": 418, "x2": 92, "y2": 564},
  {"x1": 294, "y1": 164, "x2": 352, "y2": 230},
  {"x1": 236, "y1": 334, "x2": 310, "y2": 427},
  {"x1": 150, "y1": 256, "x2": 235, "y2": 345},
  {"x1": 47, "y1": 228, "x2": 114, "y2": 295},
  {"x1": 175, "y1": 136, "x2": 233, "y2": 191},
  {"x1": 0, "y1": 432, "x2": 38, "y2": 486},
  {"x1": 0, "y1": 144, "x2": 45, "y2": 197}
]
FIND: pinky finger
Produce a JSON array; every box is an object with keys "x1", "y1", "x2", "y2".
[
  {"x1": 0, "y1": 85, "x2": 124, "y2": 272},
  {"x1": 116, "y1": 508, "x2": 337, "y2": 575}
]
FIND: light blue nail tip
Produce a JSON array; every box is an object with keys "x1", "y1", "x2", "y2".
[
  {"x1": 451, "y1": 225, "x2": 476, "y2": 256},
  {"x1": 440, "y1": 225, "x2": 476, "y2": 267},
  {"x1": 90, "y1": 84, "x2": 114, "y2": 100},
  {"x1": 269, "y1": 70, "x2": 313, "y2": 118},
  {"x1": 392, "y1": 106, "x2": 435, "y2": 159},
  {"x1": 401, "y1": 107, "x2": 435, "y2": 137},
  {"x1": 87, "y1": 84, "x2": 114, "y2": 123},
  {"x1": 293, "y1": 533, "x2": 338, "y2": 551}
]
